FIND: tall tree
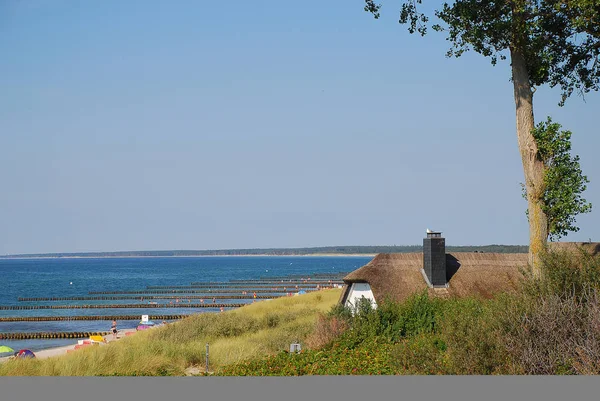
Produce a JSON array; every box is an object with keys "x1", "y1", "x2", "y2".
[{"x1": 364, "y1": 0, "x2": 600, "y2": 272}]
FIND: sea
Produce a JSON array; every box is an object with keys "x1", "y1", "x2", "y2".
[{"x1": 0, "y1": 256, "x2": 372, "y2": 355}]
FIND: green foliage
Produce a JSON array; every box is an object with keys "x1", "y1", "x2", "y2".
[
  {"x1": 327, "y1": 302, "x2": 354, "y2": 322},
  {"x1": 340, "y1": 297, "x2": 380, "y2": 347},
  {"x1": 376, "y1": 292, "x2": 442, "y2": 341},
  {"x1": 333, "y1": 293, "x2": 443, "y2": 348},
  {"x1": 219, "y1": 338, "x2": 397, "y2": 376},
  {"x1": 364, "y1": 1, "x2": 600, "y2": 104},
  {"x1": 530, "y1": 117, "x2": 592, "y2": 240},
  {"x1": 390, "y1": 334, "x2": 449, "y2": 374},
  {"x1": 354, "y1": 295, "x2": 376, "y2": 316},
  {"x1": 438, "y1": 297, "x2": 511, "y2": 374}
]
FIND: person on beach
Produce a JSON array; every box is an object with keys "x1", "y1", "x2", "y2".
[{"x1": 111, "y1": 320, "x2": 117, "y2": 339}]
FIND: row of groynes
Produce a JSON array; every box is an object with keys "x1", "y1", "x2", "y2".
[
  {"x1": 1, "y1": 273, "x2": 350, "y2": 336},
  {"x1": 19, "y1": 295, "x2": 281, "y2": 302},
  {"x1": 0, "y1": 303, "x2": 246, "y2": 310},
  {"x1": 0, "y1": 332, "x2": 110, "y2": 340},
  {"x1": 0, "y1": 315, "x2": 188, "y2": 322},
  {"x1": 146, "y1": 284, "x2": 336, "y2": 289},
  {"x1": 88, "y1": 289, "x2": 318, "y2": 295},
  {"x1": 253, "y1": 274, "x2": 349, "y2": 280}
]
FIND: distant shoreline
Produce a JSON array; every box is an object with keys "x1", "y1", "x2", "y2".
[
  {"x1": 0, "y1": 245, "x2": 528, "y2": 260},
  {"x1": 0, "y1": 253, "x2": 378, "y2": 260}
]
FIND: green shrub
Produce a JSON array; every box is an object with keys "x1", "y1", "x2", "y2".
[
  {"x1": 327, "y1": 303, "x2": 353, "y2": 322},
  {"x1": 438, "y1": 297, "x2": 509, "y2": 374},
  {"x1": 521, "y1": 248, "x2": 600, "y2": 302},
  {"x1": 218, "y1": 337, "x2": 396, "y2": 376},
  {"x1": 390, "y1": 334, "x2": 449, "y2": 374},
  {"x1": 264, "y1": 312, "x2": 280, "y2": 328},
  {"x1": 378, "y1": 292, "x2": 442, "y2": 341}
]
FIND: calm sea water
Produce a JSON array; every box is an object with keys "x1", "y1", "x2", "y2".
[{"x1": 0, "y1": 256, "x2": 371, "y2": 353}]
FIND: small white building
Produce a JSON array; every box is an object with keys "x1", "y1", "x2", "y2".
[{"x1": 343, "y1": 282, "x2": 378, "y2": 310}]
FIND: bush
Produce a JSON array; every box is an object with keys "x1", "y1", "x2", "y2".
[
  {"x1": 327, "y1": 303, "x2": 353, "y2": 322},
  {"x1": 390, "y1": 334, "x2": 449, "y2": 374},
  {"x1": 218, "y1": 337, "x2": 397, "y2": 376},
  {"x1": 264, "y1": 312, "x2": 280, "y2": 328},
  {"x1": 522, "y1": 248, "x2": 600, "y2": 302},
  {"x1": 494, "y1": 249, "x2": 600, "y2": 374},
  {"x1": 305, "y1": 314, "x2": 349, "y2": 350},
  {"x1": 377, "y1": 292, "x2": 442, "y2": 341},
  {"x1": 438, "y1": 297, "x2": 510, "y2": 374},
  {"x1": 496, "y1": 290, "x2": 600, "y2": 374}
]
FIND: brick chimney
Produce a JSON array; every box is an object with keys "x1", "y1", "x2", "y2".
[{"x1": 423, "y1": 230, "x2": 447, "y2": 287}]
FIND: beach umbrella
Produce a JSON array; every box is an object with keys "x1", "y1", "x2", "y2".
[
  {"x1": 15, "y1": 349, "x2": 35, "y2": 359},
  {"x1": 0, "y1": 345, "x2": 15, "y2": 353}
]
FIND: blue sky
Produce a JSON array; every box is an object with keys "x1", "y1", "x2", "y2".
[{"x1": 0, "y1": 0, "x2": 598, "y2": 254}]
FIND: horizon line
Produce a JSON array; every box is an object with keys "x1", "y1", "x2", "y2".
[{"x1": 0, "y1": 244, "x2": 529, "y2": 258}]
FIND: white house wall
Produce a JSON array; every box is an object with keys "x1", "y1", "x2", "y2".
[{"x1": 345, "y1": 283, "x2": 377, "y2": 310}]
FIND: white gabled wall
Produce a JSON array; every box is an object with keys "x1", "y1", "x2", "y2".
[{"x1": 344, "y1": 282, "x2": 377, "y2": 310}]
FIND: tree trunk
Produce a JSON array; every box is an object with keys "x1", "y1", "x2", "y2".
[{"x1": 510, "y1": 47, "x2": 548, "y2": 275}]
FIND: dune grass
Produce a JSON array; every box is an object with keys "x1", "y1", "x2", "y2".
[{"x1": 0, "y1": 289, "x2": 341, "y2": 376}]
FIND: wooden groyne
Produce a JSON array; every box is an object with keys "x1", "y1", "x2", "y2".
[
  {"x1": 202, "y1": 280, "x2": 343, "y2": 284},
  {"x1": 0, "y1": 303, "x2": 246, "y2": 310},
  {"x1": 89, "y1": 289, "x2": 316, "y2": 295},
  {"x1": 18, "y1": 295, "x2": 278, "y2": 302},
  {"x1": 146, "y1": 284, "x2": 334, "y2": 289},
  {"x1": 0, "y1": 315, "x2": 188, "y2": 322},
  {"x1": 256, "y1": 273, "x2": 349, "y2": 280},
  {"x1": 0, "y1": 331, "x2": 111, "y2": 340}
]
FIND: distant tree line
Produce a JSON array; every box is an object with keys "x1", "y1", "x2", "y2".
[{"x1": 0, "y1": 245, "x2": 528, "y2": 258}]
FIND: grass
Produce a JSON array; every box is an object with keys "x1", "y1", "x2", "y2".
[{"x1": 0, "y1": 289, "x2": 341, "y2": 376}]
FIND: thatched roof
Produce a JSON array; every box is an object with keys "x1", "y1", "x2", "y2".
[
  {"x1": 549, "y1": 242, "x2": 600, "y2": 257},
  {"x1": 339, "y1": 252, "x2": 528, "y2": 305}
]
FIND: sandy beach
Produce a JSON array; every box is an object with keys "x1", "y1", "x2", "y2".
[{"x1": 0, "y1": 328, "x2": 137, "y2": 363}]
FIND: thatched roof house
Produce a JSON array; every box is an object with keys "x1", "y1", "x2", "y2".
[
  {"x1": 339, "y1": 252, "x2": 528, "y2": 308},
  {"x1": 339, "y1": 233, "x2": 600, "y2": 309}
]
